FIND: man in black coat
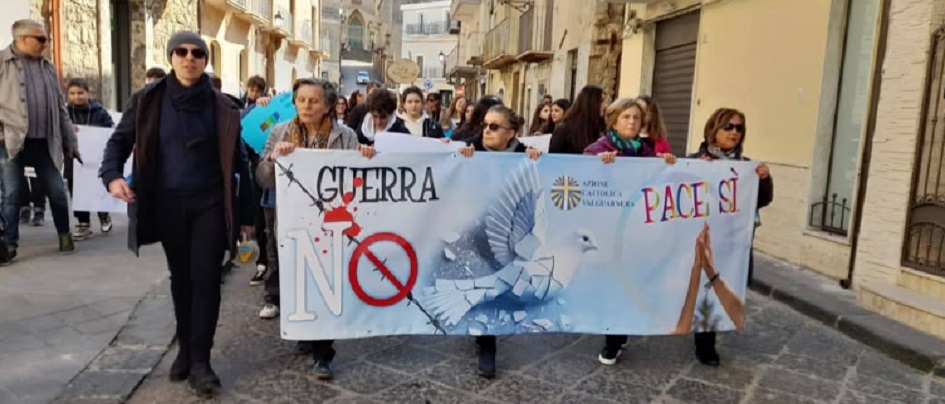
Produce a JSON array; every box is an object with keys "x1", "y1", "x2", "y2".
[{"x1": 99, "y1": 31, "x2": 254, "y2": 398}]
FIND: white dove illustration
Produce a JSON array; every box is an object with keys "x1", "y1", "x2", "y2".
[{"x1": 420, "y1": 161, "x2": 600, "y2": 327}]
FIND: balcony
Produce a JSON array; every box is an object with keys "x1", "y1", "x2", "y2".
[
  {"x1": 446, "y1": 43, "x2": 479, "y2": 79},
  {"x1": 450, "y1": 0, "x2": 481, "y2": 21},
  {"x1": 206, "y1": 0, "x2": 248, "y2": 13},
  {"x1": 234, "y1": 0, "x2": 271, "y2": 26},
  {"x1": 404, "y1": 21, "x2": 451, "y2": 36},
  {"x1": 465, "y1": 31, "x2": 484, "y2": 66},
  {"x1": 422, "y1": 66, "x2": 444, "y2": 79},
  {"x1": 517, "y1": 4, "x2": 553, "y2": 63},
  {"x1": 290, "y1": 19, "x2": 313, "y2": 48},
  {"x1": 483, "y1": 19, "x2": 518, "y2": 69}
]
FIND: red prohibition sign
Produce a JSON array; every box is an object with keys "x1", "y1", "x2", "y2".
[{"x1": 348, "y1": 232, "x2": 419, "y2": 307}]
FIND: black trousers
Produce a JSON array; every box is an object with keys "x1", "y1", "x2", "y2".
[
  {"x1": 18, "y1": 172, "x2": 46, "y2": 210},
  {"x1": 254, "y1": 204, "x2": 268, "y2": 266},
  {"x1": 158, "y1": 191, "x2": 228, "y2": 364},
  {"x1": 476, "y1": 336, "x2": 496, "y2": 352},
  {"x1": 262, "y1": 208, "x2": 280, "y2": 304}
]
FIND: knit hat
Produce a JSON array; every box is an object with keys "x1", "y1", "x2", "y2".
[{"x1": 166, "y1": 31, "x2": 208, "y2": 62}]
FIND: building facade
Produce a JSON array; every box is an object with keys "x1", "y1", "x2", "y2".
[
  {"x1": 448, "y1": 0, "x2": 624, "y2": 131},
  {"x1": 4, "y1": 0, "x2": 323, "y2": 111},
  {"x1": 12, "y1": 0, "x2": 199, "y2": 111},
  {"x1": 617, "y1": 0, "x2": 945, "y2": 339},
  {"x1": 400, "y1": 0, "x2": 453, "y2": 94}
]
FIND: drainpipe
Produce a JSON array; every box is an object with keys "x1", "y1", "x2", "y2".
[
  {"x1": 841, "y1": 0, "x2": 891, "y2": 289},
  {"x1": 52, "y1": 0, "x2": 63, "y2": 81}
]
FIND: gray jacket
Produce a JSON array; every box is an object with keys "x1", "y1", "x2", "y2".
[
  {"x1": 0, "y1": 45, "x2": 77, "y2": 170},
  {"x1": 256, "y1": 120, "x2": 360, "y2": 189}
]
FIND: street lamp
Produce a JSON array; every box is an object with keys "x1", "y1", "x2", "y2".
[
  {"x1": 274, "y1": 11, "x2": 284, "y2": 29},
  {"x1": 439, "y1": 51, "x2": 446, "y2": 79},
  {"x1": 338, "y1": 6, "x2": 345, "y2": 84}
]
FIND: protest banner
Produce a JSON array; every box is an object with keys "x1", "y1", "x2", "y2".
[
  {"x1": 276, "y1": 150, "x2": 759, "y2": 340},
  {"x1": 241, "y1": 92, "x2": 296, "y2": 153},
  {"x1": 519, "y1": 134, "x2": 551, "y2": 153},
  {"x1": 72, "y1": 125, "x2": 131, "y2": 213},
  {"x1": 373, "y1": 132, "x2": 467, "y2": 153}
]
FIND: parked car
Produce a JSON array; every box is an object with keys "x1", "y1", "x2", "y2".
[{"x1": 357, "y1": 71, "x2": 370, "y2": 84}]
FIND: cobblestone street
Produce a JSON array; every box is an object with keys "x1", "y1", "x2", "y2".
[{"x1": 127, "y1": 265, "x2": 945, "y2": 404}]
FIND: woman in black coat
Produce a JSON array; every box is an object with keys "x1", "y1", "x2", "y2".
[{"x1": 686, "y1": 107, "x2": 773, "y2": 367}]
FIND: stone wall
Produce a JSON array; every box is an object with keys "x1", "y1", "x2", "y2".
[
  {"x1": 60, "y1": 0, "x2": 102, "y2": 95},
  {"x1": 150, "y1": 0, "x2": 198, "y2": 70}
]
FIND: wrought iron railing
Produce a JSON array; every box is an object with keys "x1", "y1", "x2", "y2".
[
  {"x1": 423, "y1": 66, "x2": 444, "y2": 79},
  {"x1": 484, "y1": 18, "x2": 517, "y2": 62},
  {"x1": 809, "y1": 193, "x2": 851, "y2": 236},
  {"x1": 297, "y1": 19, "x2": 313, "y2": 44},
  {"x1": 445, "y1": 45, "x2": 459, "y2": 74},
  {"x1": 249, "y1": 0, "x2": 271, "y2": 22},
  {"x1": 405, "y1": 21, "x2": 450, "y2": 35},
  {"x1": 903, "y1": 25, "x2": 945, "y2": 275},
  {"x1": 518, "y1": 4, "x2": 552, "y2": 55}
]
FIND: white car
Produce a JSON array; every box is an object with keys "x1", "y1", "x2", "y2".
[{"x1": 357, "y1": 71, "x2": 370, "y2": 84}]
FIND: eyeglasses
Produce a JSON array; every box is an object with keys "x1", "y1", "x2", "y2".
[
  {"x1": 172, "y1": 47, "x2": 208, "y2": 59},
  {"x1": 24, "y1": 35, "x2": 47, "y2": 44},
  {"x1": 722, "y1": 123, "x2": 745, "y2": 133},
  {"x1": 485, "y1": 122, "x2": 512, "y2": 132}
]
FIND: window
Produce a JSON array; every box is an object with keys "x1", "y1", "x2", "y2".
[
  {"x1": 903, "y1": 23, "x2": 945, "y2": 275},
  {"x1": 809, "y1": 0, "x2": 882, "y2": 236},
  {"x1": 417, "y1": 55, "x2": 424, "y2": 72},
  {"x1": 348, "y1": 17, "x2": 364, "y2": 50},
  {"x1": 210, "y1": 40, "x2": 222, "y2": 77}
]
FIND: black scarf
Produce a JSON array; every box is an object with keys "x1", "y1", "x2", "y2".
[{"x1": 166, "y1": 73, "x2": 215, "y2": 113}]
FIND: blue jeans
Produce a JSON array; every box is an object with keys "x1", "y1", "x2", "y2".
[{"x1": 0, "y1": 139, "x2": 71, "y2": 247}]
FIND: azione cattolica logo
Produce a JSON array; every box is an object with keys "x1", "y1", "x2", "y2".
[
  {"x1": 550, "y1": 176, "x2": 631, "y2": 211},
  {"x1": 551, "y1": 176, "x2": 582, "y2": 211}
]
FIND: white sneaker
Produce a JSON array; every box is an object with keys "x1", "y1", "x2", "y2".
[
  {"x1": 259, "y1": 303, "x2": 279, "y2": 319},
  {"x1": 72, "y1": 224, "x2": 93, "y2": 241}
]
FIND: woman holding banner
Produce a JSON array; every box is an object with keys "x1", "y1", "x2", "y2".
[
  {"x1": 550, "y1": 87, "x2": 603, "y2": 154},
  {"x1": 457, "y1": 104, "x2": 542, "y2": 379},
  {"x1": 683, "y1": 107, "x2": 773, "y2": 366},
  {"x1": 256, "y1": 78, "x2": 376, "y2": 381},
  {"x1": 583, "y1": 98, "x2": 676, "y2": 366}
]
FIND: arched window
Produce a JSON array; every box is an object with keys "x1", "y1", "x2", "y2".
[
  {"x1": 348, "y1": 17, "x2": 364, "y2": 51},
  {"x1": 239, "y1": 49, "x2": 248, "y2": 84},
  {"x1": 209, "y1": 40, "x2": 222, "y2": 76}
]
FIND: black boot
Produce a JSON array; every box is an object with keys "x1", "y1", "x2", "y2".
[
  {"x1": 168, "y1": 349, "x2": 191, "y2": 382},
  {"x1": 476, "y1": 336, "x2": 497, "y2": 379},
  {"x1": 694, "y1": 332, "x2": 720, "y2": 367},
  {"x1": 188, "y1": 362, "x2": 221, "y2": 398}
]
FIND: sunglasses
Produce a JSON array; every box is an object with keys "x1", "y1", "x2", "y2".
[
  {"x1": 722, "y1": 123, "x2": 745, "y2": 133},
  {"x1": 25, "y1": 35, "x2": 47, "y2": 44},
  {"x1": 485, "y1": 122, "x2": 511, "y2": 131},
  {"x1": 172, "y1": 47, "x2": 208, "y2": 59}
]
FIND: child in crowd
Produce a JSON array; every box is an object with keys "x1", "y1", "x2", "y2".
[{"x1": 65, "y1": 78, "x2": 115, "y2": 240}]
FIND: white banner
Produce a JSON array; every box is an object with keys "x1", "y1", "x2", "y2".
[
  {"x1": 277, "y1": 150, "x2": 759, "y2": 340},
  {"x1": 72, "y1": 125, "x2": 130, "y2": 213}
]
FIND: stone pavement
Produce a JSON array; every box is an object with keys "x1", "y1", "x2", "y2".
[
  {"x1": 127, "y1": 264, "x2": 945, "y2": 404},
  {"x1": 0, "y1": 216, "x2": 167, "y2": 404}
]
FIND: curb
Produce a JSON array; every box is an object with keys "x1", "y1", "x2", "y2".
[
  {"x1": 52, "y1": 279, "x2": 176, "y2": 403},
  {"x1": 750, "y1": 254, "x2": 945, "y2": 378}
]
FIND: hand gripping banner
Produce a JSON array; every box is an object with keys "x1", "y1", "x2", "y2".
[{"x1": 275, "y1": 150, "x2": 759, "y2": 340}]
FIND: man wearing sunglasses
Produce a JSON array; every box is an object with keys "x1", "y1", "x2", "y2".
[
  {"x1": 100, "y1": 31, "x2": 255, "y2": 399},
  {"x1": 0, "y1": 19, "x2": 80, "y2": 264}
]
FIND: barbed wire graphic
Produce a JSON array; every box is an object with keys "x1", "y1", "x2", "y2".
[{"x1": 275, "y1": 160, "x2": 446, "y2": 334}]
